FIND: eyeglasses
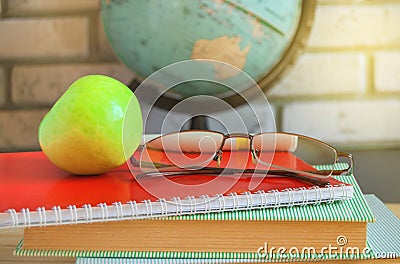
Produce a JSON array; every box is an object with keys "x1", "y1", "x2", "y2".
[{"x1": 132, "y1": 130, "x2": 353, "y2": 187}]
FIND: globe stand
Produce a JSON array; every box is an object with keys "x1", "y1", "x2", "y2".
[
  {"x1": 128, "y1": 78, "x2": 209, "y2": 130},
  {"x1": 128, "y1": 78, "x2": 142, "y2": 92},
  {"x1": 189, "y1": 115, "x2": 208, "y2": 130}
]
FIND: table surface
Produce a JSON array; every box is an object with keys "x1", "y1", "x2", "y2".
[{"x1": 0, "y1": 204, "x2": 399, "y2": 264}]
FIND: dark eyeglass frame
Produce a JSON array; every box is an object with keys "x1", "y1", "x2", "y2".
[{"x1": 131, "y1": 130, "x2": 353, "y2": 187}]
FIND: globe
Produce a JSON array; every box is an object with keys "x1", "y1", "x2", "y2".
[{"x1": 101, "y1": 0, "x2": 315, "y2": 107}]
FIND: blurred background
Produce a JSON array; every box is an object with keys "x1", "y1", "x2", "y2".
[{"x1": 0, "y1": 0, "x2": 399, "y2": 201}]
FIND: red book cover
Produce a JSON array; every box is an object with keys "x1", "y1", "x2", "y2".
[{"x1": 0, "y1": 150, "x2": 348, "y2": 212}]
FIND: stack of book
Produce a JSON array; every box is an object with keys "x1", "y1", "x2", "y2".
[{"x1": 0, "y1": 151, "x2": 398, "y2": 263}]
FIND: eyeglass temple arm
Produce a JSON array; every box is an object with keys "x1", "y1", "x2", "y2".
[
  {"x1": 335, "y1": 152, "x2": 353, "y2": 175},
  {"x1": 135, "y1": 167, "x2": 331, "y2": 187},
  {"x1": 131, "y1": 155, "x2": 335, "y2": 177},
  {"x1": 131, "y1": 157, "x2": 349, "y2": 175},
  {"x1": 130, "y1": 157, "x2": 183, "y2": 169}
]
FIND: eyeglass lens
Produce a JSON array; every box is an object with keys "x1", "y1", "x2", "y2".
[
  {"x1": 140, "y1": 131, "x2": 224, "y2": 170},
  {"x1": 253, "y1": 133, "x2": 336, "y2": 175},
  {"x1": 140, "y1": 131, "x2": 338, "y2": 176}
]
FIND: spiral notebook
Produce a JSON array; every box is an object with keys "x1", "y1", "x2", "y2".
[{"x1": 0, "y1": 146, "x2": 354, "y2": 228}]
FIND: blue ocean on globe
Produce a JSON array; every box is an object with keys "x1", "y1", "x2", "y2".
[{"x1": 102, "y1": 0, "x2": 301, "y2": 97}]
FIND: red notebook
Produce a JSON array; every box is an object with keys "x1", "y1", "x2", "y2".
[{"x1": 0, "y1": 150, "x2": 352, "y2": 228}]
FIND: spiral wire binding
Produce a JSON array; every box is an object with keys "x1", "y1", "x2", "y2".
[
  {"x1": 4, "y1": 180, "x2": 354, "y2": 228},
  {"x1": 177, "y1": 197, "x2": 183, "y2": 215},
  {"x1": 143, "y1": 199, "x2": 153, "y2": 218},
  {"x1": 68, "y1": 205, "x2": 78, "y2": 225},
  {"x1": 284, "y1": 188, "x2": 295, "y2": 207},
  {"x1": 199, "y1": 195, "x2": 211, "y2": 214},
  {"x1": 83, "y1": 204, "x2": 93, "y2": 223},
  {"x1": 187, "y1": 196, "x2": 196, "y2": 214},
  {"x1": 243, "y1": 191, "x2": 253, "y2": 210},
  {"x1": 7, "y1": 209, "x2": 18, "y2": 227},
  {"x1": 52, "y1": 206, "x2": 62, "y2": 225},
  {"x1": 228, "y1": 192, "x2": 239, "y2": 211},
  {"x1": 327, "y1": 184, "x2": 335, "y2": 203},
  {"x1": 263, "y1": 190, "x2": 270, "y2": 207},
  {"x1": 98, "y1": 203, "x2": 109, "y2": 222},
  {"x1": 312, "y1": 186, "x2": 322, "y2": 205},
  {"x1": 299, "y1": 187, "x2": 308, "y2": 206},
  {"x1": 127, "y1": 201, "x2": 138, "y2": 219},
  {"x1": 170, "y1": 197, "x2": 179, "y2": 215},
  {"x1": 37, "y1": 207, "x2": 46, "y2": 227},
  {"x1": 269, "y1": 189, "x2": 280, "y2": 208},
  {"x1": 21, "y1": 208, "x2": 30, "y2": 228},
  {"x1": 113, "y1": 202, "x2": 124, "y2": 220},
  {"x1": 255, "y1": 190, "x2": 266, "y2": 207},
  {"x1": 158, "y1": 198, "x2": 167, "y2": 216},
  {"x1": 215, "y1": 194, "x2": 225, "y2": 212},
  {"x1": 340, "y1": 183, "x2": 349, "y2": 200}
]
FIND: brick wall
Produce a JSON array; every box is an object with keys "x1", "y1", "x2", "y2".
[
  {"x1": 268, "y1": 0, "x2": 400, "y2": 149},
  {"x1": 0, "y1": 0, "x2": 135, "y2": 151},
  {"x1": 0, "y1": 0, "x2": 400, "y2": 151}
]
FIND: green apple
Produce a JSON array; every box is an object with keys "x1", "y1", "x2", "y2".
[{"x1": 38, "y1": 75, "x2": 142, "y2": 175}]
